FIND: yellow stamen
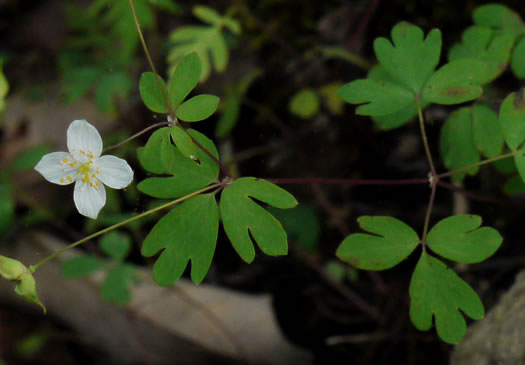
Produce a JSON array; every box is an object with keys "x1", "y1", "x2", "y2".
[{"x1": 60, "y1": 178, "x2": 65, "y2": 183}]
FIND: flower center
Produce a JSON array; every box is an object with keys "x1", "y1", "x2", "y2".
[{"x1": 77, "y1": 161, "x2": 101, "y2": 189}]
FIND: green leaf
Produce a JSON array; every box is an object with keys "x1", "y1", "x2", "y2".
[
  {"x1": 337, "y1": 78, "x2": 415, "y2": 116},
  {"x1": 514, "y1": 148, "x2": 525, "y2": 183},
  {"x1": 142, "y1": 194, "x2": 219, "y2": 285},
  {"x1": 499, "y1": 91, "x2": 525, "y2": 151},
  {"x1": 62, "y1": 66, "x2": 100, "y2": 104},
  {"x1": 448, "y1": 26, "x2": 514, "y2": 84},
  {"x1": 101, "y1": 264, "x2": 137, "y2": 306},
  {"x1": 220, "y1": 177, "x2": 298, "y2": 263},
  {"x1": 95, "y1": 71, "x2": 132, "y2": 115},
  {"x1": 216, "y1": 92, "x2": 241, "y2": 138},
  {"x1": 137, "y1": 127, "x2": 178, "y2": 174},
  {"x1": 473, "y1": 4, "x2": 525, "y2": 39},
  {"x1": 511, "y1": 37, "x2": 525, "y2": 79},
  {"x1": 471, "y1": 104, "x2": 503, "y2": 158},
  {"x1": 0, "y1": 184, "x2": 14, "y2": 236},
  {"x1": 99, "y1": 231, "x2": 132, "y2": 262},
  {"x1": 268, "y1": 205, "x2": 320, "y2": 253},
  {"x1": 289, "y1": 88, "x2": 320, "y2": 119},
  {"x1": 150, "y1": 0, "x2": 181, "y2": 13},
  {"x1": 422, "y1": 59, "x2": 485, "y2": 105},
  {"x1": 427, "y1": 215, "x2": 502, "y2": 263},
  {"x1": 138, "y1": 129, "x2": 220, "y2": 199},
  {"x1": 6, "y1": 145, "x2": 52, "y2": 173},
  {"x1": 503, "y1": 175, "x2": 525, "y2": 195},
  {"x1": 139, "y1": 72, "x2": 168, "y2": 113},
  {"x1": 169, "y1": 52, "x2": 201, "y2": 108},
  {"x1": 440, "y1": 107, "x2": 480, "y2": 181},
  {"x1": 336, "y1": 216, "x2": 419, "y2": 270},
  {"x1": 61, "y1": 256, "x2": 107, "y2": 278},
  {"x1": 409, "y1": 252, "x2": 484, "y2": 344},
  {"x1": 193, "y1": 6, "x2": 222, "y2": 25},
  {"x1": 170, "y1": 125, "x2": 199, "y2": 160},
  {"x1": 175, "y1": 94, "x2": 220, "y2": 122},
  {"x1": 373, "y1": 22, "x2": 441, "y2": 92}
]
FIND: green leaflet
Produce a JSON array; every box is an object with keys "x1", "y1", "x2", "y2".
[
  {"x1": 439, "y1": 107, "x2": 480, "y2": 181},
  {"x1": 422, "y1": 59, "x2": 485, "y2": 104},
  {"x1": 170, "y1": 125, "x2": 199, "y2": 160},
  {"x1": 100, "y1": 264, "x2": 137, "y2": 306},
  {"x1": 373, "y1": 22, "x2": 441, "y2": 92},
  {"x1": 99, "y1": 231, "x2": 132, "y2": 262},
  {"x1": 427, "y1": 215, "x2": 502, "y2": 263},
  {"x1": 176, "y1": 94, "x2": 220, "y2": 122},
  {"x1": 169, "y1": 52, "x2": 201, "y2": 108},
  {"x1": 471, "y1": 104, "x2": 504, "y2": 158},
  {"x1": 448, "y1": 26, "x2": 514, "y2": 84},
  {"x1": 137, "y1": 128, "x2": 220, "y2": 199},
  {"x1": 336, "y1": 216, "x2": 420, "y2": 270},
  {"x1": 61, "y1": 256, "x2": 107, "y2": 278},
  {"x1": 220, "y1": 177, "x2": 298, "y2": 263},
  {"x1": 499, "y1": 91, "x2": 525, "y2": 151},
  {"x1": 473, "y1": 4, "x2": 525, "y2": 39},
  {"x1": 139, "y1": 72, "x2": 169, "y2": 113},
  {"x1": 409, "y1": 252, "x2": 484, "y2": 344},
  {"x1": 142, "y1": 194, "x2": 219, "y2": 285},
  {"x1": 268, "y1": 205, "x2": 320, "y2": 253},
  {"x1": 289, "y1": 88, "x2": 320, "y2": 119},
  {"x1": 511, "y1": 38, "x2": 525, "y2": 79}
]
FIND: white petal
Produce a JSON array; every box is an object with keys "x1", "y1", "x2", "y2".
[
  {"x1": 67, "y1": 120, "x2": 103, "y2": 162},
  {"x1": 73, "y1": 180, "x2": 106, "y2": 219},
  {"x1": 34, "y1": 152, "x2": 77, "y2": 185},
  {"x1": 96, "y1": 155, "x2": 134, "y2": 189}
]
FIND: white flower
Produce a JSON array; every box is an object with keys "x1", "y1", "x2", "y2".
[{"x1": 35, "y1": 120, "x2": 133, "y2": 219}]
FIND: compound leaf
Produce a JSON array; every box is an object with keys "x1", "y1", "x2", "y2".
[
  {"x1": 499, "y1": 91, "x2": 525, "y2": 151},
  {"x1": 176, "y1": 94, "x2": 220, "y2": 122},
  {"x1": 337, "y1": 78, "x2": 415, "y2": 116},
  {"x1": 138, "y1": 128, "x2": 220, "y2": 198},
  {"x1": 511, "y1": 37, "x2": 525, "y2": 79},
  {"x1": 373, "y1": 22, "x2": 441, "y2": 92},
  {"x1": 220, "y1": 177, "x2": 298, "y2": 263},
  {"x1": 61, "y1": 256, "x2": 107, "y2": 278},
  {"x1": 472, "y1": 104, "x2": 503, "y2": 158},
  {"x1": 439, "y1": 107, "x2": 480, "y2": 181},
  {"x1": 422, "y1": 59, "x2": 485, "y2": 105},
  {"x1": 99, "y1": 231, "x2": 132, "y2": 262},
  {"x1": 142, "y1": 194, "x2": 219, "y2": 285},
  {"x1": 427, "y1": 215, "x2": 502, "y2": 263},
  {"x1": 336, "y1": 216, "x2": 419, "y2": 270},
  {"x1": 409, "y1": 252, "x2": 484, "y2": 344},
  {"x1": 473, "y1": 4, "x2": 525, "y2": 39},
  {"x1": 169, "y1": 52, "x2": 201, "y2": 109},
  {"x1": 101, "y1": 264, "x2": 137, "y2": 306},
  {"x1": 139, "y1": 72, "x2": 168, "y2": 113}
]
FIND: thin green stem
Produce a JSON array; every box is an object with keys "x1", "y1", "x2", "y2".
[
  {"x1": 437, "y1": 151, "x2": 515, "y2": 179},
  {"x1": 103, "y1": 121, "x2": 170, "y2": 153},
  {"x1": 128, "y1": 0, "x2": 175, "y2": 118},
  {"x1": 417, "y1": 99, "x2": 437, "y2": 178},
  {"x1": 29, "y1": 183, "x2": 224, "y2": 273}
]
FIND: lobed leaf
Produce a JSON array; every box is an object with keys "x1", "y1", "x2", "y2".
[
  {"x1": 427, "y1": 215, "x2": 502, "y2": 263},
  {"x1": 439, "y1": 107, "x2": 480, "y2": 181},
  {"x1": 170, "y1": 125, "x2": 199, "y2": 160},
  {"x1": 336, "y1": 216, "x2": 420, "y2": 270},
  {"x1": 422, "y1": 59, "x2": 485, "y2": 105},
  {"x1": 409, "y1": 252, "x2": 484, "y2": 344},
  {"x1": 220, "y1": 178, "x2": 298, "y2": 263},
  {"x1": 139, "y1": 72, "x2": 169, "y2": 113},
  {"x1": 138, "y1": 128, "x2": 220, "y2": 199},
  {"x1": 176, "y1": 94, "x2": 220, "y2": 122},
  {"x1": 499, "y1": 91, "x2": 525, "y2": 151},
  {"x1": 142, "y1": 194, "x2": 219, "y2": 285},
  {"x1": 373, "y1": 22, "x2": 441, "y2": 92}
]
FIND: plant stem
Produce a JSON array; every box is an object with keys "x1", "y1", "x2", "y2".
[
  {"x1": 128, "y1": 0, "x2": 175, "y2": 118},
  {"x1": 103, "y1": 121, "x2": 170, "y2": 153},
  {"x1": 29, "y1": 183, "x2": 224, "y2": 273},
  {"x1": 437, "y1": 151, "x2": 515, "y2": 179},
  {"x1": 269, "y1": 177, "x2": 429, "y2": 185}
]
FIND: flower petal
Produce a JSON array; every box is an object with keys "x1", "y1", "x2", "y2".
[
  {"x1": 34, "y1": 152, "x2": 77, "y2": 185},
  {"x1": 67, "y1": 120, "x2": 103, "y2": 162},
  {"x1": 74, "y1": 180, "x2": 106, "y2": 219},
  {"x1": 96, "y1": 155, "x2": 134, "y2": 189}
]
